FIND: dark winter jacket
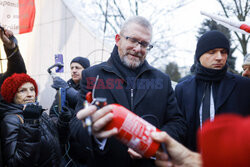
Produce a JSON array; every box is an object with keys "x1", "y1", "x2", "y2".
[
  {"x1": 0, "y1": 103, "x2": 70, "y2": 167},
  {"x1": 0, "y1": 44, "x2": 26, "y2": 167},
  {"x1": 50, "y1": 78, "x2": 79, "y2": 119},
  {"x1": 49, "y1": 78, "x2": 81, "y2": 167},
  {"x1": 175, "y1": 72, "x2": 250, "y2": 151},
  {"x1": 67, "y1": 78, "x2": 80, "y2": 90},
  {"x1": 70, "y1": 46, "x2": 187, "y2": 167}
]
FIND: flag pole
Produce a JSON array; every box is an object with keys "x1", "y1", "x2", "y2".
[{"x1": 200, "y1": 11, "x2": 250, "y2": 34}]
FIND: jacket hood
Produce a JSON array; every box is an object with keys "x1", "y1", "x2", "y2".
[{"x1": 0, "y1": 101, "x2": 23, "y2": 118}]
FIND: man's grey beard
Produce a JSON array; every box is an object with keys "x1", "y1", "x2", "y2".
[{"x1": 120, "y1": 54, "x2": 144, "y2": 69}]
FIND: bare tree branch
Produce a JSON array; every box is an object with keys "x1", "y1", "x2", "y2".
[
  {"x1": 128, "y1": 0, "x2": 135, "y2": 15},
  {"x1": 89, "y1": 0, "x2": 194, "y2": 69},
  {"x1": 113, "y1": 0, "x2": 126, "y2": 20},
  {"x1": 97, "y1": 2, "x2": 118, "y2": 34},
  {"x1": 135, "y1": 1, "x2": 138, "y2": 15}
]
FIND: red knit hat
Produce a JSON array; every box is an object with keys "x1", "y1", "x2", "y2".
[
  {"x1": 198, "y1": 114, "x2": 250, "y2": 167},
  {"x1": 1, "y1": 73, "x2": 38, "y2": 103}
]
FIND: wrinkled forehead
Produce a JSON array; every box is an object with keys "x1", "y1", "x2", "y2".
[
  {"x1": 18, "y1": 82, "x2": 35, "y2": 90},
  {"x1": 70, "y1": 62, "x2": 84, "y2": 68}
]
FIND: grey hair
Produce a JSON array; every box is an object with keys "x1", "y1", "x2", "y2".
[{"x1": 120, "y1": 16, "x2": 152, "y2": 36}]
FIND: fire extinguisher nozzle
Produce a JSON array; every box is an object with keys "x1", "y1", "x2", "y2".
[
  {"x1": 87, "y1": 126, "x2": 92, "y2": 135},
  {"x1": 83, "y1": 100, "x2": 92, "y2": 135},
  {"x1": 85, "y1": 116, "x2": 92, "y2": 135}
]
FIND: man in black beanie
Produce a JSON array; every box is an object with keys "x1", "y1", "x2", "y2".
[
  {"x1": 50, "y1": 56, "x2": 90, "y2": 116},
  {"x1": 175, "y1": 30, "x2": 250, "y2": 151},
  {"x1": 70, "y1": 57, "x2": 90, "y2": 87},
  {"x1": 49, "y1": 56, "x2": 90, "y2": 166}
]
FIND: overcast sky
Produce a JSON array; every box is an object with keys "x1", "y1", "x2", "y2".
[
  {"x1": 164, "y1": 0, "x2": 248, "y2": 72},
  {"x1": 65, "y1": 0, "x2": 249, "y2": 73}
]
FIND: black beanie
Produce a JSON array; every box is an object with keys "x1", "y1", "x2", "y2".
[
  {"x1": 195, "y1": 30, "x2": 230, "y2": 62},
  {"x1": 70, "y1": 57, "x2": 90, "y2": 69}
]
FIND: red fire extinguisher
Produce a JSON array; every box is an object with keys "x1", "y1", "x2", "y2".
[
  {"x1": 105, "y1": 104, "x2": 161, "y2": 158},
  {"x1": 85, "y1": 92, "x2": 161, "y2": 158}
]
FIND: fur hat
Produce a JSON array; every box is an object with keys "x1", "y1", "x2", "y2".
[
  {"x1": 1, "y1": 73, "x2": 38, "y2": 103},
  {"x1": 198, "y1": 114, "x2": 250, "y2": 167},
  {"x1": 242, "y1": 53, "x2": 250, "y2": 67},
  {"x1": 195, "y1": 30, "x2": 230, "y2": 62},
  {"x1": 70, "y1": 57, "x2": 90, "y2": 69}
]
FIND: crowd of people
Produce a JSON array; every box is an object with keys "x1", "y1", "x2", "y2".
[{"x1": 0, "y1": 16, "x2": 249, "y2": 167}]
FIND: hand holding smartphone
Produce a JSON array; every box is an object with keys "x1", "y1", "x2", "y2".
[{"x1": 54, "y1": 54, "x2": 64, "y2": 73}]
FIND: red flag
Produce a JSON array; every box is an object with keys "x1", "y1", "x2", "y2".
[{"x1": 0, "y1": 0, "x2": 36, "y2": 34}]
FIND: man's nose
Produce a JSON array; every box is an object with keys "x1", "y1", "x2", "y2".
[
  {"x1": 27, "y1": 90, "x2": 33, "y2": 96},
  {"x1": 133, "y1": 43, "x2": 142, "y2": 52},
  {"x1": 215, "y1": 52, "x2": 223, "y2": 60}
]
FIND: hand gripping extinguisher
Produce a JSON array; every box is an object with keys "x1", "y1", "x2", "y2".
[
  {"x1": 85, "y1": 92, "x2": 161, "y2": 158},
  {"x1": 105, "y1": 104, "x2": 161, "y2": 158}
]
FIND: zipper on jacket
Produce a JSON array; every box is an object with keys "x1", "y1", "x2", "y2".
[{"x1": 131, "y1": 88, "x2": 134, "y2": 112}]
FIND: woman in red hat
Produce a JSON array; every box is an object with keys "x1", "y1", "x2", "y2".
[{"x1": 0, "y1": 73, "x2": 71, "y2": 167}]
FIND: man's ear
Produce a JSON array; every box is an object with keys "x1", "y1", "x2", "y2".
[{"x1": 115, "y1": 34, "x2": 120, "y2": 45}]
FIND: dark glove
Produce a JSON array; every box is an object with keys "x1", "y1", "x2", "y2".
[
  {"x1": 23, "y1": 103, "x2": 44, "y2": 123},
  {"x1": 58, "y1": 106, "x2": 72, "y2": 123},
  {"x1": 57, "y1": 106, "x2": 71, "y2": 144},
  {"x1": 66, "y1": 87, "x2": 78, "y2": 108},
  {"x1": 51, "y1": 76, "x2": 69, "y2": 90}
]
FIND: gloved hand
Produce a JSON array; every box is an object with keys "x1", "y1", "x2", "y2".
[
  {"x1": 23, "y1": 103, "x2": 44, "y2": 123},
  {"x1": 58, "y1": 105, "x2": 72, "y2": 123},
  {"x1": 57, "y1": 105, "x2": 72, "y2": 144},
  {"x1": 51, "y1": 76, "x2": 69, "y2": 90},
  {"x1": 0, "y1": 28, "x2": 16, "y2": 49}
]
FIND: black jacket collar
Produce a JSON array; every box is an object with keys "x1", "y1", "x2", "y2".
[
  {"x1": 0, "y1": 101, "x2": 23, "y2": 118},
  {"x1": 67, "y1": 78, "x2": 80, "y2": 90}
]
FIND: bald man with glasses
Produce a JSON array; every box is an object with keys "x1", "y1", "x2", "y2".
[{"x1": 70, "y1": 16, "x2": 186, "y2": 167}]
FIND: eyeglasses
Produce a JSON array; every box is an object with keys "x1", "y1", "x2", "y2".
[{"x1": 121, "y1": 35, "x2": 153, "y2": 51}]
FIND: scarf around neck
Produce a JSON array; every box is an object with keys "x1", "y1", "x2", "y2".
[{"x1": 195, "y1": 63, "x2": 227, "y2": 82}]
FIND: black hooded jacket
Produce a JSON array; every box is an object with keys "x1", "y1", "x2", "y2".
[
  {"x1": 0, "y1": 40, "x2": 26, "y2": 167},
  {"x1": 0, "y1": 102, "x2": 69, "y2": 167}
]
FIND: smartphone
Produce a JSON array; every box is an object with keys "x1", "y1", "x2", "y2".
[
  {"x1": 54, "y1": 54, "x2": 64, "y2": 73},
  {"x1": 58, "y1": 87, "x2": 66, "y2": 113}
]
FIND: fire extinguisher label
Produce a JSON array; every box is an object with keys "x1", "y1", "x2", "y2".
[{"x1": 118, "y1": 113, "x2": 157, "y2": 154}]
